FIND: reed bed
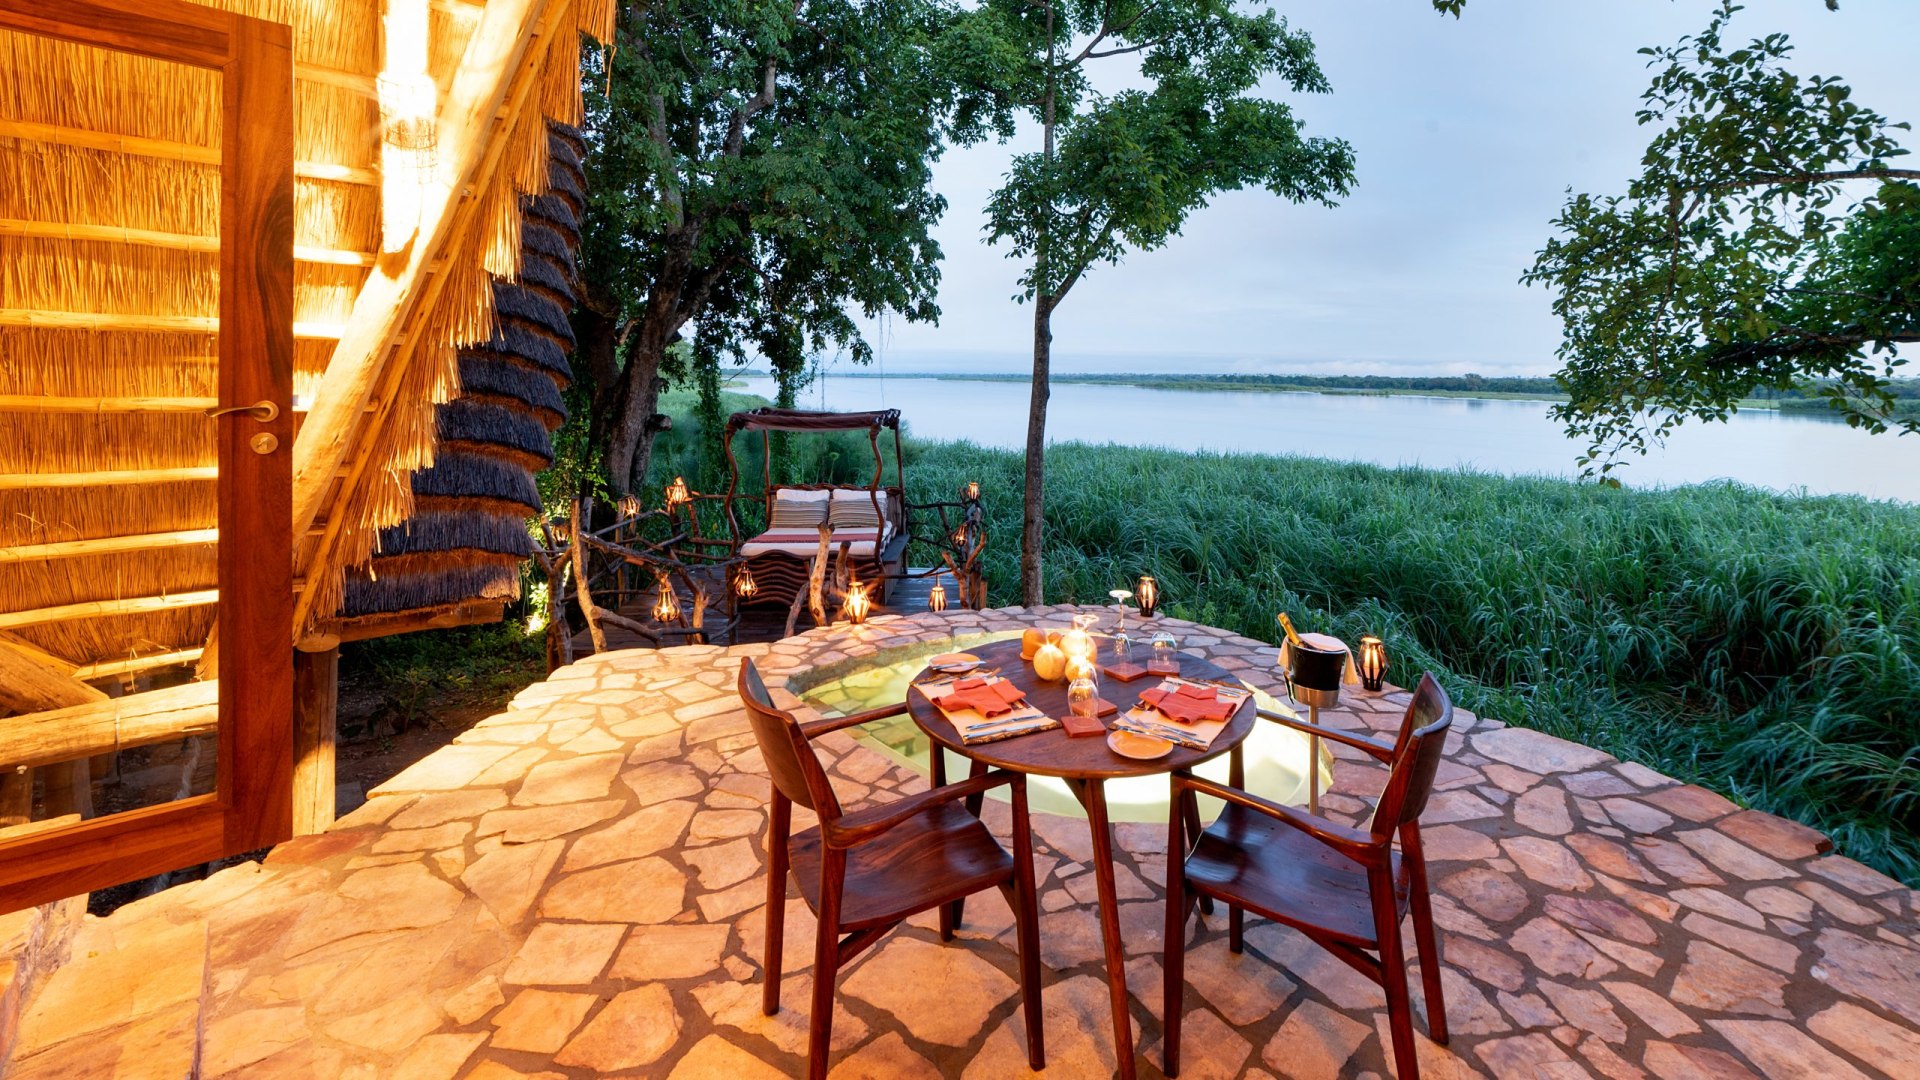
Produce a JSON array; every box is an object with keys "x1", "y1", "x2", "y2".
[{"x1": 630, "y1": 410, "x2": 1920, "y2": 883}]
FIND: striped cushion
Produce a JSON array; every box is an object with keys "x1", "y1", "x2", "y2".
[
  {"x1": 828, "y1": 489, "x2": 888, "y2": 529},
  {"x1": 769, "y1": 489, "x2": 830, "y2": 528}
]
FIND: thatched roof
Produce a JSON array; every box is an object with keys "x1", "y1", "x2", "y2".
[
  {"x1": 0, "y1": 0, "x2": 612, "y2": 678},
  {"x1": 339, "y1": 124, "x2": 585, "y2": 626}
]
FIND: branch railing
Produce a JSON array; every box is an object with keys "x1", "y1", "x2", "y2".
[{"x1": 532, "y1": 480, "x2": 990, "y2": 670}]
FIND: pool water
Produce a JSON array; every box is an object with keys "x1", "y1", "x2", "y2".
[{"x1": 795, "y1": 633, "x2": 1334, "y2": 824}]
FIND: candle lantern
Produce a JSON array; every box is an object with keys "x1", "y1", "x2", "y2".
[
  {"x1": 617, "y1": 493, "x2": 642, "y2": 519},
  {"x1": 965, "y1": 480, "x2": 980, "y2": 501},
  {"x1": 1136, "y1": 575, "x2": 1159, "y2": 618},
  {"x1": 653, "y1": 577, "x2": 680, "y2": 622},
  {"x1": 928, "y1": 579, "x2": 948, "y2": 612},
  {"x1": 1062, "y1": 612, "x2": 1096, "y2": 662},
  {"x1": 951, "y1": 524, "x2": 969, "y2": 548},
  {"x1": 1358, "y1": 635, "x2": 1390, "y2": 692},
  {"x1": 842, "y1": 579, "x2": 871, "y2": 624},
  {"x1": 664, "y1": 476, "x2": 691, "y2": 511},
  {"x1": 548, "y1": 516, "x2": 570, "y2": 544},
  {"x1": 733, "y1": 565, "x2": 758, "y2": 600}
]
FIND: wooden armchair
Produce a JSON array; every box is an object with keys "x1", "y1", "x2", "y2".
[
  {"x1": 738, "y1": 659, "x2": 1045, "y2": 1080},
  {"x1": 1163, "y1": 673, "x2": 1454, "y2": 1080}
]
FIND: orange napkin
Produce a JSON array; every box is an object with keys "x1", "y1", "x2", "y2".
[
  {"x1": 1138, "y1": 683, "x2": 1236, "y2": 724},
  {"x1": 934, "y1": 677, "x2": 1028, "y2": 717}
]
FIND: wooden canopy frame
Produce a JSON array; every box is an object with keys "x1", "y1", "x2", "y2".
[
  {"x1": 721, "y1": 408, "x2": 905, "y2": 547},
  {"x1": 0, "y1": 0, "x2": 295, "y2": 910}
]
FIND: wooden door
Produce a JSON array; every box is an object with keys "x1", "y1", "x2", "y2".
[{"x1": 0, "y1": 0, "x2": 295, "y2": 911}]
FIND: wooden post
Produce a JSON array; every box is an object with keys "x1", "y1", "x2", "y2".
[
  {"x1": 570, "y1": 500, "x2": 608, "y2": 656},
  {"x1": 292, "y1": 644, "x2": 338, "y2": 836}
]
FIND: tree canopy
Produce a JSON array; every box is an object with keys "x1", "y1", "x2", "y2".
[
  {"x1": 575, "y1": 0, "x2": 975, "y2": 495},
  {"x1": 952, "y1": 0, "x2": 1360, "y2": 601},
  {"x1": 1522, "y1": 1, "x2": 1918, "y2": 475}
]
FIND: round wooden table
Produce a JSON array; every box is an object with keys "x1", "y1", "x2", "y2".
[{"x1": 906, "y1": 636, "x2": 1255, "y2": 1080}]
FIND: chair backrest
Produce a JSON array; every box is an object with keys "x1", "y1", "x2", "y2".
[
  {"x1": 738, "y1": 658, "x2": 844, "y2": 820},
  {"x1": 1367, "y1": 672, "x2": 1453, "y2": 839}
]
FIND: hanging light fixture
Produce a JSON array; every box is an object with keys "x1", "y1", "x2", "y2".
[
  {"x1": 964, "y1": 480, "x2": 980, "y2": 501},
  {"x1": 618, "y1": 493, "x2": 642, "y2": 519},
  {"x1": 928, "y1": 578, "x2": 948, "y2": 612},
  {"x1": 733, "y1": 565, "x2": 758, "y2": 599},
  {"x1": 378, "y1": 0, "x2": 437, "y2": 253},
  {"x1": 951, "y1": 524, "x2": 969, "y2": 548},
  {"x1": 842, "y1": 579, "x2": 871, "y2": 624},
  {"x1": 664, "y1": 476, "x2": 692, "y2": 511},
  {"x1": 653, "y1": 577, "x2": 681, "y2": 622},
  {"x1": 1137, "y1": 574, "x2": 1159, "y2": 618},
  {"x1": 1358, "y1": 635, "x2": 1390, "y2": 692}
]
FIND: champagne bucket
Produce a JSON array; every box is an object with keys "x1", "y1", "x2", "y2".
[{"x1": 1284, "y1": 637, "x2": 1346, "y2": 709}]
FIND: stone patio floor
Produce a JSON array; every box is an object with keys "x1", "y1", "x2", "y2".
[{"x1": 7, "y1": 607, "x2": 1919, "y2": 1079}]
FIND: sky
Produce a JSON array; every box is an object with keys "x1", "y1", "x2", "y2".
[{"x1": 833, "y1": 0, "x2": 1920, "y2": 378}]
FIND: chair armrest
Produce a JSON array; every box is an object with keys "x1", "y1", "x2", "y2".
[
  {"x1": 800, "y1": 699, "x2": 911, "y2": 739},
  {"x1": 1175, "y1": 773, "x2": 1384, "y2": 865},
  {"x1": 824, "y1": 770, "x2": 1018, "y2": 849},
  {"x1": 1256, "y1": 708, "x2": 1396, "y2": 762}
]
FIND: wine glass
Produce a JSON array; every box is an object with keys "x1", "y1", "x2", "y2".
[
  {"x1": 1067, "y1": 675, "x2": 1099, "y2": 721},
  {"x1": 1107, "y1": 588, "x2": 1133, "y2": 633},
  {"x1": 1150, "y1": 631, "x2": 1179, "y2": 673}
]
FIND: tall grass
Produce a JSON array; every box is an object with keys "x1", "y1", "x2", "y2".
[
  {"x1": 894, "y1": 441, "x2": 1920, "y2": 884},
  {"x1": 630, "y1": 396, "x2": 1920, "y2": 883}
]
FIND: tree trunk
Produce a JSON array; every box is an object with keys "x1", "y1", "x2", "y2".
[
  {"x1": 1020, "y1": 295, "x2": 1054, "y2": 605},
  {"x1": 605, "y1": 321, "x2": 672, "y2": 497}
]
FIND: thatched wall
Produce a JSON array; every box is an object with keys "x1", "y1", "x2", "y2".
[
  {"x1": 340, "y1": 125, "x2": 584, "y2": 621},
  {"x1": 0, "y1": 1, "x2": 611, "y2": 673}
]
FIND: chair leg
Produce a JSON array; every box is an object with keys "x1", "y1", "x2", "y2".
[
  {"x1": 1405, "y1": 837, "x2": 1443, "y2": 1037},
  {"x1": 1164, "y1": 781, "x2": 1188, "y2": 1079},
  {"x1": 946, "y1": 897, "x2": 966, "y2": 937},
  {"x1": 808, "y1": 850, "x2": 846, "y2": 1080},
  {"x1": 1180, "y1": 790, "x2": 1214, "y2": 917},
  {"x1": 1010, "y1": 779, "x2": 1045, "y2": 1070},
  {"x1": 1372, "y1": 873, "x2": 1420, "y2": 1080},
  {"x1": 763, "y1": 794, "x2": 791, "y2": 1016},
  {"x1": 1228, "y1": 905, "x2": 1244, "y2": 954}
]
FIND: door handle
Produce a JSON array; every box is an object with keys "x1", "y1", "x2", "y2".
[{"x1": 206, "y1": 400, "x2": 279, "y2": 422}]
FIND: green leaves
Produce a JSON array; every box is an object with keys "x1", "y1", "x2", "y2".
[
  {"x1": 970, "y1": 0, "x2": 1355, "y2": 301},
  {"x1": 1524, "y1": 1, "x2": 1919, "y2": 472}
]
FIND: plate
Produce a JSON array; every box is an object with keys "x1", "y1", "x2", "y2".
[
  {"x1": 928, "y1": 652, "x2": 983, "y2": 674},
  {"x1": 1107, "y1": 730, "x2": 1172, "y2": 760}
]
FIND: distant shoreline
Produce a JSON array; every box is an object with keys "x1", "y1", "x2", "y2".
[{"x1": 742, "y1": 370, "x2": 1917, "y2": 418}]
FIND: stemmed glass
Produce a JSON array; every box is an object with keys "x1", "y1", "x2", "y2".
[{"x1": 1107, "y1": 589, "x2": 1134, "y2": 661}]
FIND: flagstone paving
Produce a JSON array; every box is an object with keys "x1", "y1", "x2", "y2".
[{"x1": 6, "y1": 606, "x2": 1918, "y2": 1079}]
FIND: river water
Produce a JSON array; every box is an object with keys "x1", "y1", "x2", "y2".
[{"x1": 743, "y1": 375, "x2": 1918, "y2": 504}]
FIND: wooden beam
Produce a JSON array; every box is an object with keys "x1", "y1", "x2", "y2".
[
  {"x1": 0, "y1": 590, "x2": 219, "y2": 631},
  {"x1": 289, "y1": 0, "x2": 552, "y2": 637},
  {"x1": 0, "y1": 467, "x2": 216, "y2": 490},
  {"x1": 0, "y1": 636, "x2": 108, "y2": 713},
  {"x1": 71, "y1": 649, "x2": 204, "y2": 680},
  {"x1": 0, "y1": 530, "x2": 218, "y2": 564},
  {"x1": 0, "y1": 395, "x2": 217, "y2": 414},
  {"x1": 0, "y1": 682, "x2": 218, "y2": 775},
  {"x1": 0, "y1": 119, "x2": 377, "y2": 185},
  {"x1": 0, "y1": 219, "x2": 374, "y2": 266},
  {"x1": 291, "y1": 646, "x2": 337, "y2": 835},
  {"x1": 0, "y1": 309, "x2": 346, "y2": 337},
  {"x1": 0, "y1": 630, "x2": 78, "y2": 674},
  {"x1": 309, "y1": 598, "x2": 505, "y2": 645}
]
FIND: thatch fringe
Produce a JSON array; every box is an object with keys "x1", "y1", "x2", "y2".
[
  {"x1": 342, "y1": 560, "x2": 522, "y2": 617},
  {"x1": 462, "y1": 322, "x2": 570, "y2": 383},
  {"x1": 373, "y1": 508, "x2": 534, "y2": 559},
  {"x1": 456, "y1": 354, "x2": 567, "y2": 422},
  {"x1": 408, "y1": 450, "x2": 545, "y2": 513},
  {"x1": 436, "y1": 400, "x2": 555, "y2": 465}
]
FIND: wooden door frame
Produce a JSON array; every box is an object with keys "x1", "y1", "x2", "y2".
[{"x1": 0, "y1": 0, "x2": 295, "y2": 910}]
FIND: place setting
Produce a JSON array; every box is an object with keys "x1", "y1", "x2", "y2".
[{"x1": 1110, "y1": 675, "x2": 1251, "y2": 756}]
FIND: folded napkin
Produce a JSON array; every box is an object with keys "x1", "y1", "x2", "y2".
[
  {"x1": 1138, "y1": 681, "x2": 1238, "y2": 724},
  {"x1": 933, "y1": 677, "x2": 1027, "y2": 718}
]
